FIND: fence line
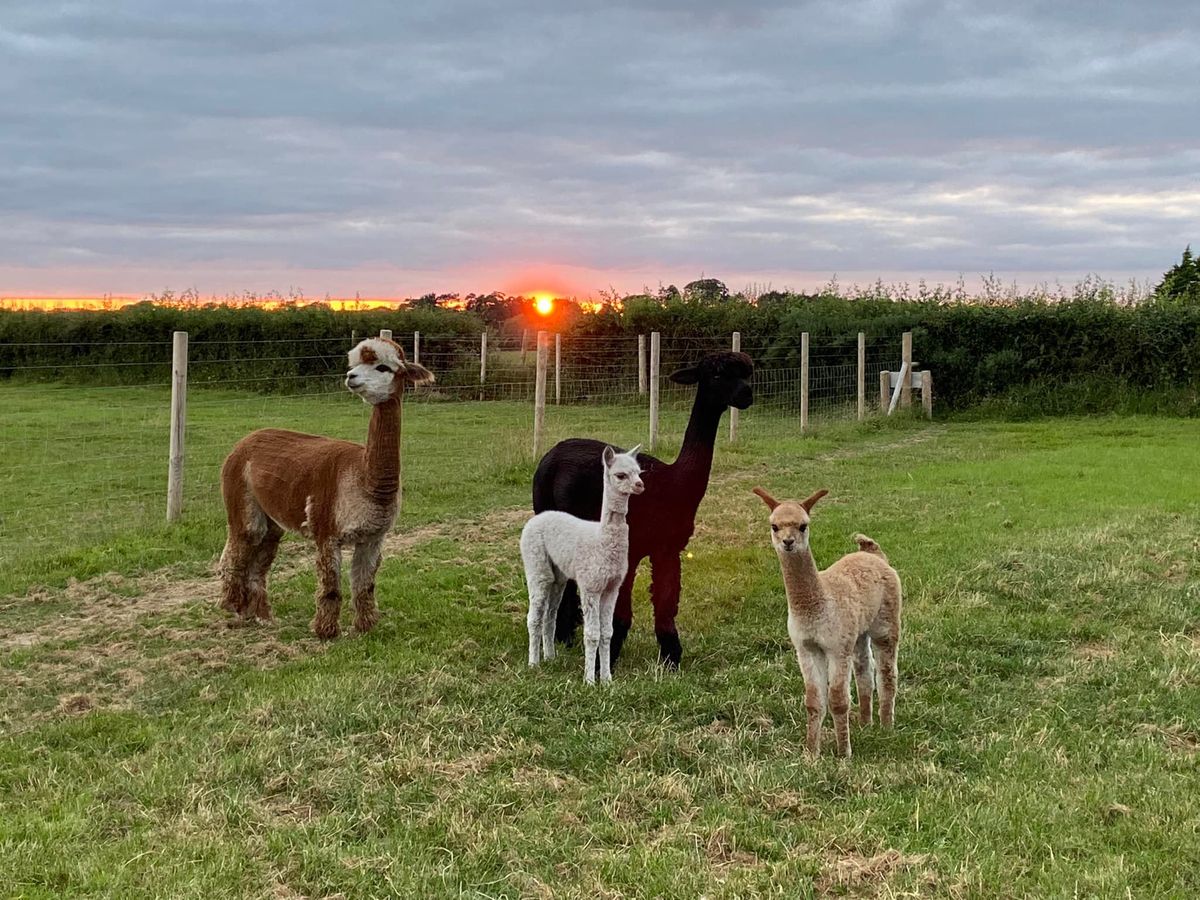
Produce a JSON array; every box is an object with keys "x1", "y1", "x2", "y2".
[{"x1": 1, "y1": 329, "x2": 927, "y2": 567}]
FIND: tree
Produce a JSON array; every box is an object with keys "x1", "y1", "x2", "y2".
[
  {"x1": 683, "y1": 278, "x2": 729, "y2": 305},
  {"x1": 657, "y1": 283, "x2": 682, "y2": 304},
  {"x1": 1155, "y1": 246, "x2": 1200, "y2": 305}
]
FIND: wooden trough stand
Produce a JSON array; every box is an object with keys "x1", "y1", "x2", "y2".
[{"x1": 879, "y1": 363, "x2": 934, "y2": 419}]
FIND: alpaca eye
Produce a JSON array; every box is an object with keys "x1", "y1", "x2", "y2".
[
  {"x1": 616, "y1": 473, "x2": 626, "y2": 479},
  {"x1": 375, "y1": 365, "x2": 392, "y2": 373},
  {"x1": 799, "y1": 524, "x2": 807, "y2": 532},
  {"x1": 770, "y1": 524, "x2": 778, "y2": 532}
]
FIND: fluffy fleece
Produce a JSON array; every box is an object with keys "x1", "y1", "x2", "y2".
[
  {"x1": 218, "y1": 337, "x2": 433, "y2": 638},
  {"x1": 531, "y1": 350, "x2": 755, "y2": 670},
  {"x1": 521, "y1": 446, "x2": 644, "y2": 684},
  {"x1": 753, "y1": 487, "x2": 903, "y2": 758}
]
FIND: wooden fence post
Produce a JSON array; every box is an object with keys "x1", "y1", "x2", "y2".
[
  {"x1": 479, "y1": 332, "x2": 487, "y2": 401},
  {"x1": 729, "y1": 331, "x2": 741, "y2": 442},
  {"x1": 533, "y1": 331, "x2": 548, "y2": 457},
  {"x1": 521, "y1": 328, "x2": 529, "y2": 366},
  {"x1": 380, "y1": 328, "x2": 392, "y2": 341},
  {"x1": 166, "y1": 331, "x2": 188, "y2": 523},
  {"x1": 901, "y1": 331, "x2": 913, "y2": 408},
  {"x1": 800, "y1": 331, "x2": 810, "y2": 433},
  {"x1": 879, "y1": 371, "x2": 890, "y2": 413},
  {"x1": 888, "y1": 362, "x2": 911, "y2": 416},
  {"x1": 413, "y1": 331, "x2": 421, "y2": 365},
  {"x1": 922, "y1": 371, "x2": 934, "y2": 419},
  {"x1": 649, "y1": 331, "x2": 661, "y2": 451},
  {"x1": 857, "y1": 332, "x2": 866, "y2": 422},
  {"x1": 638, "y1": 335, "x2": 647, "y2": 396},
  {"x1": 555, "y1": 333, "x2": 561, "y2": 405}
]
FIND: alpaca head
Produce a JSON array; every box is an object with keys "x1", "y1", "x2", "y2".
[
  {"x1": 753, "y1": 486, "x2": 828, "y2": 555},
  {"x1": 669, "y1": 351, "x2": 754, "y2": 410},
  {"x1": 345, "y1": 338, "x2": 435, "y2": 404},
  {"x1": 602, "y1": 445, "x2": 645, "y2": 499}
]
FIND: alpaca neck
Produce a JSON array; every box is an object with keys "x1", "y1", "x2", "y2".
[
  {"x1": 599, "y1": 488, "x2": 630, "y2": 535},
  {"x1": 779, "y1": 549, "x2": 826, "y2": 618},
  {"x1": 670, "y1": 390, "x2": 724, "y2": 500},
  {"x1": 364, "y1": 396, "x2": 401, "y2": 503}
]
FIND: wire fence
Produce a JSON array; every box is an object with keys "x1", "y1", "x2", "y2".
[{"x1": 0, "y1": 330, "x2": 922, "y2": 581}]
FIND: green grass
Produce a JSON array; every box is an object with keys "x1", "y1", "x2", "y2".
[{"x1": 2, "y1": 386, "x2": 1198, "y2": 897}]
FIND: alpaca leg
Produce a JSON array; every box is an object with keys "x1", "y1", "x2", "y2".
[
  {"x1": 218, "y1": 533, "x2": 253, "y2": 616},
  {"x1": 796, "y1": 647, "x2": 829, "y2": 756},
  {"x1": 873, "y1": 636, "x2": 900, "y2": 728},
  {"x1": 609, "y1": 560, "x2": 641, "y2": 669},
  {"x1": 597, "y1": 586, "x2": 618, "y2": 684},
  {"x1": 245, "y1": 525, "x2": 282, "y2": 621},
  {"x1": 854, "y1": 634, "x2": 875, "y2": 725},
  {"x1": 580, "y1": 588, "x2": 601, "y2": 685},
  {"x1": 311, "y1": 539, "x2": 343, "y2": 640},
  {"x1": 553, "y1": 580, "x2": 582, "y2": 646},
  {"x1": 350, "y1": 533, "x2": 385, "y2": 633},
  {"x1": 649, "y1": 551, "x2": 683, "y2": 669},
  {"x1": 828, "y1": 653, "x2": 855, "y2": 758},
  {"x1": 526, "y1": 580, "x2": 546, "y2": 667},
  {"x1": 542, "y1": 577, "x2": 567, "y2": 661}
]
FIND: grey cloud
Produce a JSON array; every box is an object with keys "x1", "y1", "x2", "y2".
[{"x1": 1, "y1": 0, "x2": 1197, "y2": 292}]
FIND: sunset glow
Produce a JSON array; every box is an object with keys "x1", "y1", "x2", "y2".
[
  {"x1": 534, "y1": 295, "x2": 554, "y2": 316},
  {"x1": 1, "y1": 296, "x2": 433, "y2": 312}
]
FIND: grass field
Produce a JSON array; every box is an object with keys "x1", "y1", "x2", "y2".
[{"x1": 1, "y1": 387, "x2": 1198, "y2": 898}]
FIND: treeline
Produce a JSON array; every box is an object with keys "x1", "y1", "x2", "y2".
[
  {"x1": 576, "y1": 293, "x2": 1200, "y2": 415},
  {"x1": 3, "y1": 286, "x2": 1199, "y2": 416},
  {"x1": 0, "y1": 303, "x2": 483, "y2": 389}
]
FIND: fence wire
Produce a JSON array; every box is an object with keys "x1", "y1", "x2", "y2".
[{"x1": 0, "y1": 331, "x2": 914, "y2": 578}]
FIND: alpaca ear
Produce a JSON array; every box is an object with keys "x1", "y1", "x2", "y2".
[
  {"x1": 401, "y1": 361, "x2": 435, "y2": 385},
  {"x1": 602, "y1": 445, "x2": 616, "y2": 466},
  {"x1": 626, "y1": 444, "x2": 642, "y2": 458},
  {"x1": 800, "y1": 488, "x2": 829, "y2": 511},
  {"x1": 669, "y1": 366, "x2": 700, "y2": 385},
  {"x1": 752, "y1": 487, "x2": 779, "y2": 511}
]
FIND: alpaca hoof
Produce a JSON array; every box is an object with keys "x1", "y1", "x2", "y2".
[
  {"x1": 354, "y1": 610, "x2": 380, "y2": 633},
  {"x1": 311, "y1": 618, "x2": 340, "y2": 640},
  {"x1": 656, "y1": 632, "x2": 682, "y2": 670}
]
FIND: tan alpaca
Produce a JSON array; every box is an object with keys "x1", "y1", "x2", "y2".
[
  {"x1": 753, "y1": 487, "x2": 902, "y2": 758},
  {"x1": 219, "y1": 338, "x2": 433, "y2": 639}
]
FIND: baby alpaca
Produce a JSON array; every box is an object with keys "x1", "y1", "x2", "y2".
[
  {"x1": 522, "y1": 446, "x2": 644, "y2": 684},
  {"x1": 753, "y1": 487, "x2": 902, "y2": 758}
]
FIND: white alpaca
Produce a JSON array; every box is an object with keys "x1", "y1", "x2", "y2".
[{"x1": 521, "y1": 446, "x2": 644, "y2": 684}]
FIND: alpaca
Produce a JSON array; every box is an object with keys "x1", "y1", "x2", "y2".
[
  {"x1": 521, "y1": 446, "x2": 644, "y2": 684},
  {"x1": 532, "y1": 351, "x2": 754, "y2": 669},
  {"x1": 752, "y1": 487, "x2": 902, "y2": 758},
  {"x1": 218, "y1": 337, "x2": 434, "y2": 638}
]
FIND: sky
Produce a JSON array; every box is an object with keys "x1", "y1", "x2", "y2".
[{"x1": 1, "y1": 0, "x2": 1197, "y2": 299}]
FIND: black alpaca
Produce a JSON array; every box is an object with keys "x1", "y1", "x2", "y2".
[{"x1": 531, "y1": 351, "x2": 754, "y2": 669}]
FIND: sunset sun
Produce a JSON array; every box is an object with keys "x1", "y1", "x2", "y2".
[{"x1": 534, "y1": 295, "x2": 554, "y2": 316}]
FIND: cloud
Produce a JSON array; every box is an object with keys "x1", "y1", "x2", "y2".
[{"x1": 1, "y1": 0, "x2": 1197, "y2": 295}]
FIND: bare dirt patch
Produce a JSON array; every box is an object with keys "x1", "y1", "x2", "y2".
[
  {"x1": 817, "y1": 848, "x2": 933, "y2": 896},
  {"x1": 1135, "y1": 722, "x2": 1200, "y2": 754},
  {"x1": 1, "y1": 505, "x2": 530, "y2": 655}
]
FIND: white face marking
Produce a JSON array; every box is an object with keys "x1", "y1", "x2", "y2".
[{"x1": 345, "y1": 339, "x2": 403, "y2": 405}]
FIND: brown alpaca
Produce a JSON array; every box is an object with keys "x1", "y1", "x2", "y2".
[
  {"x1": 753, "y1": 487, "x2": 902, "y2": 758},
  {"x1": 219, "y1": 337, "x2": 434, "y2": 638}
]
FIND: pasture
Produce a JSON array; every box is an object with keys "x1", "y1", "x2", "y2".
[{"x1": 1, "y1": 385, "x2": 1198, "y2": 898}]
